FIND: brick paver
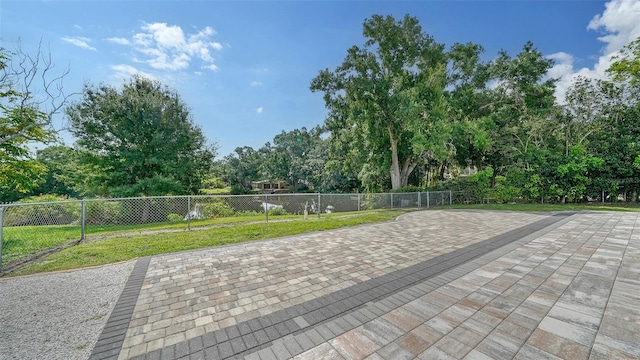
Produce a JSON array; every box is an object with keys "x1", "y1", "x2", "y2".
[
  {"x1": 88, "y1": 210, "x2": 640, "y2": 359},
  {"x1": 118, "y1": 210, "x2": 547, "y2": 359},
  {"x1": 289, "y1": 211, "x2": 640, "y2": 360}
]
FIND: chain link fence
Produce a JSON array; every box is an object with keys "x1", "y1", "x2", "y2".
[{"x1": 0, "y1": 191, "x2": 452, "y2": 272}]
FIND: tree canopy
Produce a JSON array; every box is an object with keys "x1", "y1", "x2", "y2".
[
  {"x1": 311, "y1": 14, "x2": 450, "y2": 190},
  {"x1": 208, "y1": 16, "x2": 640, "y2": 203},
  {"x1": 0, "y1": 44, "x2": 70, "y2": 201},
  {"x1": 6, "y1": 15, "x2": 640, "y2": 205},
  {"x1": 67, "y1": 76, "x2": 215, "y2": 197}
]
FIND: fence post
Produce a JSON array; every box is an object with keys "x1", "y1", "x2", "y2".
[
  {"x1": 418, "y1": 192, "x2": 421, "y2": 208},
  {"x1": 81, "y1": 200, "x2": 86, "y2": 240},
  {"x1": 187, "y1": 195, "x2": 191, "y2": 231},
  {"x1": 426, "y1": 191, "x2": 430, "y2": 208},
  {"x1": 0, "y1": 206, "x2": 4, "y2": 273},
  {"x1": 357, "y1": 194, "x2": 361, "y2": 212},
  {"x1": 449, "y1": 190, "x2": 452, "y2": 206},
  {"x1": 390, "y1": 193, "x2": 393, "y2": 209},
  {"x1": 265, "y1": 194, "x2": 269, "y2": 222},
  {"x1": 602, "y1": 190, "x2": 605, "y2": 204},
  {"x1": 317, "y1": 193, "x2": 321, "y2": 218}
]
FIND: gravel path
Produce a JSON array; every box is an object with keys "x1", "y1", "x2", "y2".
[{"x1": 0, "y1": 261, "x2": 134, "y2": 360}]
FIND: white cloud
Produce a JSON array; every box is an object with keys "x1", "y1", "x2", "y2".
[
  {"x1": 250, "y1": 81, "x2": 263, "y2": 87},
  {"x1": 110, "y1": 22, "x2": 223, "y2": 72},
  {"x1": 139, "y1": 23, "x2": 221, "y2": 71},
  {"x1": 546, "y1": 52, "x2": 577, "y2": 103},
  {"x1": 202, "y1": 64, "x2": 219, "y2": 72},
  {"x1": 107, "y1": 37, "x2": 130, "y2": 45},
  {"x1": 61, "y1": 36, "x2": 96, "y2": 51},
  {"x1": 143, "y1": 23, "x2": 185, "y2": 48},
  {"x1": 548, "y1": 0, "x2": 640, "y2": 103},
  {"x1": 73, "y1": 24, "x2": 83, "y2": 30},
  {"x1": 111, "y1": 64, "x2": 155, "y2": 81},
  {"x1": 588, "y1": 0, "x2": 640, "y2": 55},
  {"x1": 256, "y1": 107, "x2": 263, "y2": 114}
]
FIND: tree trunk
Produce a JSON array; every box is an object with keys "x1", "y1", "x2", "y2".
[
  {"x1": 388, "y1": 127, "x2": 418, "y2": 190},
  {"x1": 389, "y1": 129, "x2": 402, "y2": 190}
]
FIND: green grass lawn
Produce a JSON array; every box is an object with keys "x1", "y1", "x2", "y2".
[
  {"x1": 2, "y1": 225, "x2": 82, "y2": 265},
  {"x1": 0, "y1": 213, "x2": 300, "y2": 270},
  {"x1": 8, "y1": 210, "x2": 406, "y2": 276},
  {"x1": 85, "y1": 212, "x2": 301, "y2": 234}
]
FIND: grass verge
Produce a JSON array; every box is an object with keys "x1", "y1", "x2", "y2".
[
  {"x1": 0, "y1": 213, "x2": 300, "y2": 270},
  {"x1": 2, "y1": 225, "x2": 82, "y2": 265},
  {"x1": 10, "y1": 210, "x2": 406, "y2": 276}
]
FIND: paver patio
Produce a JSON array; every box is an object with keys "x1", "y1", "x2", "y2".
[{"x1": 89, "y1": 210, "x2": 640, "y2": 360}]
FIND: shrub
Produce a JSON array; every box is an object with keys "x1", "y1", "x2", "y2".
[
  {"x1": 493, "y1": 175, "x2": 521, "y2": 203},
  {"x1": 230, "y1": 186, "x2": 253, "y2": 195},
  {"x1": 85, "y1": 200, "x2": 125, "y2": 225},
  {"x1": 4, "y1": 195, "x2": 79, "y2": 226},
  {"x1": 200, "y1": 199, "x2": 235, "y2": 218},
  {"x1": 167, "y1": 213, "x2": 183, "y2": 222},
  {"x1": 359, "y1": 193, "x2": 388, "y2": 210}
]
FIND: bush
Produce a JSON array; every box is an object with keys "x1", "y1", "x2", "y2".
[
  {"x1": 200, "y1": 199, "x2": 235, "y2": 218},
  {"x1": 493, "y1": 175, "x2": 521, "y2": 203},
  {"x1": 167, "y1": 213, "x2": 183, "y2": 222},
  {"x1": 360, "y1": 193, "x2": 389, "y2": 210},
  {"x1": 230, "y1": 186, "x2": 253, "y2": 195},
  {"x1": 429, "y1": 167, "x2": 494, "y2": 203},
  {"x1": 85, "y1": 200, "x2": 124, "y2": 225},
  {"x1": 4, "y1": 195, "x2": 79, "y2": 226}
]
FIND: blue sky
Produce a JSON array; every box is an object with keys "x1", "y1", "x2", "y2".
[{"x1": 2, "y1": 0, "x2": 639, "y2": 158}]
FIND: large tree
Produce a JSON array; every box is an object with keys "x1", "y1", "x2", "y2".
[
  {"x1": 481, "y1": 42, "x2": 557, "y2": 175},
  {"x1": 67, "y1": 76, "x2": 215, "y2": 197},
  {"x1": 33, "y1": 145, "x2": 79, "y2": 198},
  {"x1": 445, "y1": 42, "x2": 492, "y2": 182},
  {"x1": 220, "y1": 146, "x2": 265, "y2": 190},
  {"x1": 0, "y1": 44, "x2": 70, "y2": 201},
  {"x1": 594, "y1": 37, "x2": 640, "y2": 200},
  {"x1": 311, "y1": 14, "x2": 450, "y2": 190},
  {"x1": 264, "y1": 126, "x2": 326, "y2": 191}
]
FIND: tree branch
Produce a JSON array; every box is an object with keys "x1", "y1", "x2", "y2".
[{"x1": 0, "y1": 39, "x2": 75, "y2": 148}]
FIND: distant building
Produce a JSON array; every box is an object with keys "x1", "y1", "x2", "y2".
[{"x1": 250, "y1": 180, "x2": 293, "y2": 193}]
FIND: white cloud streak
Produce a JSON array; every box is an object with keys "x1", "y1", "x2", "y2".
[
  {"x1": 110, "y1": 22, "x2": 223, "y2": 72},
  {"x1": 111, "y1": 64, "x2": 156, "y2": 81},
  {"x1": 107, "y1": 37, "x2": 130, "y2": 45},
  {"x1": 256, "y1": 107, "x2": 263, "y2": 114},
  {"x1": 548, "y1": 0, "x2": 640, "y2": 103},
  {"x1": 61, "y1": 36, "x2": 96, "y2": 51}
]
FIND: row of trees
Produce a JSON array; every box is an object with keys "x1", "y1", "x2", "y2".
[
  {"x1": 1, "y1": 46, "x2": 215, "y2": 202},
  {"x1": 219, "y1": 15, "x2": 640, "y2": 203},
  {"x1": 2, "y1": 14, "x2": 640, "y2": 203}
]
